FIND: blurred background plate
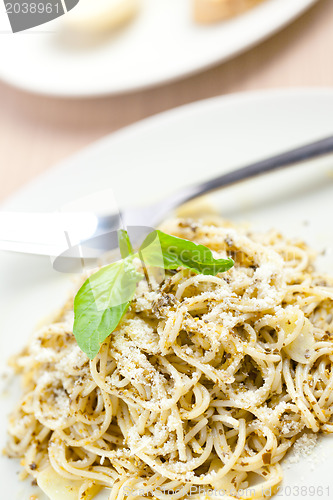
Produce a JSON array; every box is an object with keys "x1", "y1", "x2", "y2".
[
  {"x1": 0, "y1": 88, "x2": 333, "y2": 499},
  {"x1": 0, "y1": 0, "x2": 318, "y2": 97}
]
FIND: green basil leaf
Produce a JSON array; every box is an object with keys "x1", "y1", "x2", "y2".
[
  {"x1": 141, "y1": 230, "x2": 234, "y2": 275},
  {"x1": 118, "y1": 229, "x2": 134, "y2": 258},
  {"x1": 73, "y1": 257, "x2": 142, "y2": 359}
]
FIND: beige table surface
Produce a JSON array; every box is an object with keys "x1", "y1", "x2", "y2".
[{"x1": 1, "y1": 0, "x2": 333, "y2": 204}]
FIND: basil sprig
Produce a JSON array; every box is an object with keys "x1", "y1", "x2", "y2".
[{"x1": 73, "y1": 230, "x2": 233, "y2": 359}]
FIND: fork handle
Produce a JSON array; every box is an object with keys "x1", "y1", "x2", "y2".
[{"x1": 169, "y1": 135, "x2": 333, "y2": 207}]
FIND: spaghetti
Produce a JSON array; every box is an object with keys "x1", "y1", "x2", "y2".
[{"x1": 5, "y1": 217, "x2": 333, "y2": 500}]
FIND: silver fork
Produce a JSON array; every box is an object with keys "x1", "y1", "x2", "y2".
[{"x1": 1, "y1": 134, "x2": 333, "y2": 271}]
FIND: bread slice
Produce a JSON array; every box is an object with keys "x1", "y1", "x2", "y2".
[{"x1": 193, "y1": 0, "x2": 264, "y2": 23}]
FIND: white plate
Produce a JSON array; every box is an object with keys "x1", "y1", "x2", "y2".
[
  {"x1": 0, "y1": 0, "x2": 318, "y2": 97},
  {"x1": 1, "y1": 89, "x2": 333, "y2": 500}
]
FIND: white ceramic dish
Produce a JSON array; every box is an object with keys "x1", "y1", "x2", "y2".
[
  {"x1": 0, "y1": 0, "x2": 318, "y2": 97},
  {"x1": 1, "y1": 89, "x2": 333, "y2": 499}
]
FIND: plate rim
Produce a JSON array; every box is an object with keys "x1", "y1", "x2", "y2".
[
  {"x1": 0, "y1": 0, "x2": 319, "y2": 98},
  {"x1": 2, "y1": 85, "x2": 333, "y2": 212}
]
